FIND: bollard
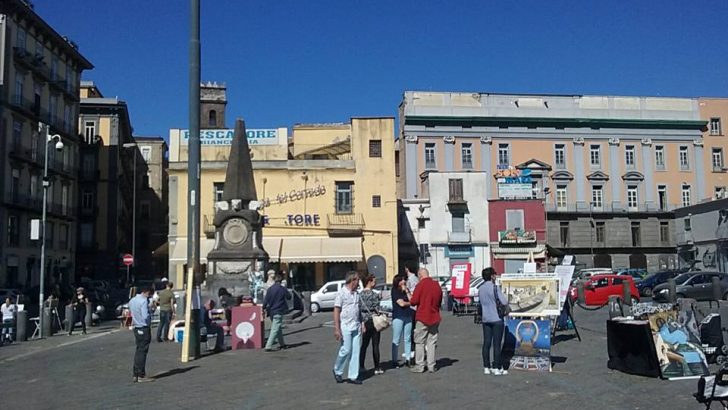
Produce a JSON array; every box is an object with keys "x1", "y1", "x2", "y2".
[
  {"x1": 608, "y1": 295, "x2": 623, "y2": 319},
  {"x1": 301, "y1": 291, "x2": 311, "y2": 316},
  {"x1": 576, "y1": 281, "x2": 586, "y2": 305},
  {"x1": 85, "y1": 302, "x2": 92, "y2": 327},
  {"x1": 667, "y1": 278, "x2": 677, "y2": 303},
  {"x1": 42, "y1": 307, "x2": 51, "y2": 338},
  {"x1": 713, "y1": 276, "x2": 723, "y2": 302},
  {"x1": 65, "y1": 304, "x2": 74, "y2": 332},
  {"x1": 16, "y1": 310, "x2": 27, "y2": 342},
  {"x1": 622, "y1": 280, "x2": 632, "y2": 306}
]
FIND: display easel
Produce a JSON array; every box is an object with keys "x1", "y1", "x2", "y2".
[{"x1": 552, "y1": 297, "x2": 581, "y2": 342}]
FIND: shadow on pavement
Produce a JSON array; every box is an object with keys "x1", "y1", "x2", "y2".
[
  {"x1": 283, "y1": 341, "x2": 310, "y2": 350},
  {"x1": 153, "y1": 366, "x2": 199, "y2": 379},
  {"x1": 283, "y1": 325, "x2": 323, "y2": 337},
  {"x1": 435, "y1": 357, "x2": 459, "y2": 369},
  {"x1": 552, "y1": 334, "x2": 578, "y2": 345}
]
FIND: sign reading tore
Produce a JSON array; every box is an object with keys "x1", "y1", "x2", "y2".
[{"x1": 180, "y1": 129, "x2": 279, "y2": 145}]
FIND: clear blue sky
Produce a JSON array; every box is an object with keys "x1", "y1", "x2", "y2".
[{"x1": 35, "y1": 0, "x2": 728, "y2": 139}]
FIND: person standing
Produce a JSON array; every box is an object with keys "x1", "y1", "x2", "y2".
[
  {"x1": 479, "y1": 267, "x2": 509, "y2": 376},
  {"x1": 391, "y1": 275, "x2": 413, "y2": 369},
  {"x1": 129, "y1": 287, "x2": 154, "y2": 383},
  {"x1": 68, "y1": 287, "x2": 89, "y2": 336},
  {"x1": 1, "y1": 297, "x2": 17, "y2": 344},
  {"x1": 359, "y1": 274, "x2": 383, "y2": 375},
  {"x1": 263, "y1": 273, "x2": 290, "y2": 352},
  {"x1": 156, "y1": 281, "x2": 175, "y2": 342},
  {"x1": 405, "y1": 265, "x2": 418, "y2": 363},
  {"x1": 332, "y1": 271, "x2": 364, "y2": 385},
  {"x1": 409, "y1": 268, "x2": 442, "y2": 373}
]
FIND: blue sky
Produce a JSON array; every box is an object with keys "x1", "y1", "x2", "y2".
[{"x1": 35, "y1": 0, "x2": 728, "y2": 139}]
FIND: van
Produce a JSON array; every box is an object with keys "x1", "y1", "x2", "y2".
[{"x1": 310, "y1": 280, "x2": 362, "y2": 313}]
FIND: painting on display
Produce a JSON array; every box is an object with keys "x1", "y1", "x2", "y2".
[
  {"x1": 505, "y1": 318, "x2": 551, "y2": 372},
  {"x1": 647, "y1": 309, "x2": 709, "y2": 380},
  {"x1": 499, "y1": 277, "x2": 560, "y2": 317}
]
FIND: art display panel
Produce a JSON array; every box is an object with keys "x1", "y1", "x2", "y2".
[{"x1": 647, "y1": 309, "x2": 709, "y2": 380}]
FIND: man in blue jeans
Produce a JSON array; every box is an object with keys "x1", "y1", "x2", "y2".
[
  {"x1": 129, "y1": 287, "x2": 154, "y2": 383},
  {"x1": 156, "y1": 281, "x2": 175, "y2": 342},
  {"x1": 332, "y1": 271, "x2": 364, "y2": 385},
  {"x1": 263, "y1": 273, "x2": 290, "y2": 351}
]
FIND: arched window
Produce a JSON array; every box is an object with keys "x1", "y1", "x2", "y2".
[{"x1": 208, "y1": 110, "x2": 217, "y2": 127}]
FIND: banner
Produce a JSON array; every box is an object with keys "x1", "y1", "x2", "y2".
[
  {"x1": 179, "y1": 128, "x2": 279, "y2": 146},
  {"x1": 450, "y1": 263, "x2": 472, "y2": 299}
]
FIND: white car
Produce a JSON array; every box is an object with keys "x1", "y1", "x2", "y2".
[{"x1": 310, "y1": 280, "x2": 364, "y2": 313}]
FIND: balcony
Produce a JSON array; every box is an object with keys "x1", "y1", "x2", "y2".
[
  {"x1": 447, "y1": 229, "x2": 471, "y2": 244},
  {"x1": 203, "y1": 214, "x2": 216, "y2": 238},
  {"x1": 327, "y1": 213, "x2": 364, "y2": 236}
]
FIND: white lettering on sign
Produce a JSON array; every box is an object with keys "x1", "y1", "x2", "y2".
[
  {"x1": 260, "y1": 184, "x2": 327, "y2": 209},
  {"x1": 180, "y1": 129, "x2": 279, "y2": 146}
]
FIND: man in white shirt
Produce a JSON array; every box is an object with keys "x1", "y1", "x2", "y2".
[
  {"x1": 332, "y1": 271, "x2": 364, "y2": 385},
  {"x1": 1, "y1": 297, "x2": 17, "y2": 344}
]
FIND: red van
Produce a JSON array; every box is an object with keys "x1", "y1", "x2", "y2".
[{"x1": 569, "y1": 274, "x2": 640, "y2": 306}]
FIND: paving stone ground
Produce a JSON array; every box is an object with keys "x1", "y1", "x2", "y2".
[{"x1": 0, "y1": 304, "x2": 709, "y2": 410}]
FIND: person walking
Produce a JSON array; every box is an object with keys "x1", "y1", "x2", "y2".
[
  {"x1": 332, "y1": 271, "x2": 364, "y2": 385},
  {"x1": 391, "y1": 275, "x2": 413, "y2": 369},
  {"x1": 359, "y1": 274, "x2": 383, "y2": 375},
  {"x1": 263, "y1": 273, "x2": 290, "y2": 352},
  {"x1": 156, "y1": 281, "x2": 175, "y2": 342},
  {"x1": 68, "y1": 287, "x2": 89, "y2": 336},
  {"x1": 1, "y1": 297, "x2": 17, "y2": 344},
  {"x1": 479, "y1": 267, "x2": 509, "y2": 376},
  {"x1": 129, "y1": 287, "x2": 154, "y2": 383},
  {"x1": 409, "y1": 268, "x2": 442, "y2": 373}
]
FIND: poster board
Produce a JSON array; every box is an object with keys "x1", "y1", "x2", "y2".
[
  {"x1": 553, "y1": 265, "x2": 576, "y2": 310},
  {"x1": 499, "y1": 275, "x2": 560, "y2": 317},
  {"x1": 505, "y1": 318, "x2": 552, "y2": 372},
  {"x1": 647, "y1": 309, "x2": 709, "y2": 380},
  {"x1": 450, "y1": 263, "x2": 471, "y2": 299},
  {"x1": 231, "y1": 306, "x2": 264, "y2": 350}
]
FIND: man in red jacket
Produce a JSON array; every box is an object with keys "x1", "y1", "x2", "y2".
[{"x1": 408, "y1": 268, "x2": 442, "y2": 373}]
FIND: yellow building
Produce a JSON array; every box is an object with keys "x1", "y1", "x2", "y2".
[{"x1": 167, "y1": 114, "x2": 398, "y2": 291}]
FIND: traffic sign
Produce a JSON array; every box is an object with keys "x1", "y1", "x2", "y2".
[{"x1": 122, "y1": 254, "x2": 134, "y2": 266}]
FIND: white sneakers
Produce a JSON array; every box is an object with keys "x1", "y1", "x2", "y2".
[
  {"x1": 483, "y1": 368, "x2": 492, "y2": 375},
  {"x1": 492, "y1": 368, "x2": 508, "y2": 376}
]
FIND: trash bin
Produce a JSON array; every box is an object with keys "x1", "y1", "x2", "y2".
[{"x1": 16, "y1": 310, "x2": 27, "y2": 342}]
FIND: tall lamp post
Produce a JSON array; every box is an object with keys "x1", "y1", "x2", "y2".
[
  {"x1": 122, "y1": 143, "x2": 137, "y2": 285},
  {"x1": 39, "y1": 127, "x2": 64, "y2": 339}
]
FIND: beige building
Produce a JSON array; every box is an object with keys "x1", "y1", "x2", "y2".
[
  {"x1": 698, "y1": 98, "x2": 728, "y2": 199},
  {"x1": 167, "y1": 87, "x2": 398, "y2": 290},
  {"x1": 0, "y1": 1, "x2": 92, "y2": 288}
]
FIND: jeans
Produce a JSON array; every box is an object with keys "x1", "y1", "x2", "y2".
[
  {"x1": 482, "y1": 320, "x2": 505, "y2": 369},
  {"x1": 205, "y1": 323, "x2": 225, "y2": 350},
  {"x1": 68, "y1": 308, "x2": 86, "y2": 335},
  {"x1": 1, "y1": 318, "x2": 14, "y2": 340},
  {"x1": 157, "y1": 310, "x2": 172, "y2": 342},
  {"x1": 391, "y1": 317, "x2": 412, "y2": 365},
  {"x1": 265, "y1": 314, "x2": 285, "y2": 349},
  {"x1": 360, "y1": 318, "x2": 380, "y2": 369},
  {"x1": 333, "y1": 326, "x2": 361, "y2": 380},
  {"x1": 133, "y1": 326, "x2": 152, "y2": 377},
  {"x1": 413, "y1": 321, "x2": 439, "y2": 371}
]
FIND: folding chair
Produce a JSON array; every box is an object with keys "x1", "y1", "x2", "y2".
[{"x1": 695, "y1": 367, "x2": 728, "y2": 409}]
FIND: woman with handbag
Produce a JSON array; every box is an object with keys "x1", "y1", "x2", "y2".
[
  {"x1": 359, "y1": 274, "x2": 384, "y2": 375},
  {"x1": 478, "y1": 267, "x2": 509, "y2": 376}
]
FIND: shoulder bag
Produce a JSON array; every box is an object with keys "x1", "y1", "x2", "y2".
[
  {"x1": 362, "y1": 293, "x2": 391, "y2": 331},
  {"x1": 494, "y1": 284, "x2": 511, "y2": 319}
]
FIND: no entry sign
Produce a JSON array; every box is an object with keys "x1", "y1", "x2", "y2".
[{"x1": 122, "y1": 254, "x2": 134, "y2": 266}]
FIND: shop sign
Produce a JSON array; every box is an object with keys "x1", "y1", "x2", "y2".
[
  {"x1": 499, "y1": 229, "x2": 537, "y2": 244},
  {"x1": 180, "y1": 129, "x2": 279, "y2": 145},
  {"x1": 286, "y1": 214, "x2": 321, "y2": 226},
  {"x1": 260, "y1": 184, "x2": 327, "y2": 208},
  {"x1": 445, "y1": 245, "x2": 473, "y2": 258},
  {"x1": 495, "y1": 168, "x2": 532, "y2": 184},
  {"x1": 497, "y1": 183, "x2": 533, "y2": 199}
]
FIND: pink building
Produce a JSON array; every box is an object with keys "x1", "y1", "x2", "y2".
[{"x1": 488, "y1": 199, "x2": 547, "y2": 273}]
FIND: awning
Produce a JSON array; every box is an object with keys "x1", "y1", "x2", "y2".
[
  {"x1": 491, "y1": 244, "x2": 546, "y2": 260},
  {"x1": 169, "y1": 238, "x2": 216, "y2": 262},
  {"x1": 280, "y1": 237, "x2": 362, "y2": 263}
]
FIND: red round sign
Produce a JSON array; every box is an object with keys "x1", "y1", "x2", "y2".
[{"x1": 122, "y1": 254, "x2": 134, "y2": 266}]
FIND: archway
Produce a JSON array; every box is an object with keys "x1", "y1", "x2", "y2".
[
  {"x1": 367, "y1": 255, "x2": 386, "y2": 282},
  {"x1": 629, "y1": 253, "x2": 647, "y2": 269},
  {"x1": 593, "y1": 254, "x2": 612, "y2": 269}
]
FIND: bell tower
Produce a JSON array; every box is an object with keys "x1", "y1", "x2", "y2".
[{"x1": 200, "y1": 81, "x2": 227, "y2": 129}]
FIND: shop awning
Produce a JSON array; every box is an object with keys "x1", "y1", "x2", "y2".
[
  {"x1": 169, "y1": 237, "x2": 282, "y2": 262},
  {"x1": 491, "y1": 244, "x2": 546, "y2": 260},
  {"x1": 280, "y1": 237, "x2": 362, "y2": 263}
]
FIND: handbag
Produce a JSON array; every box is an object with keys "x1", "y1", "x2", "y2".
[
  {"x1": 362, "y1": 293, "x2": 391, "y2": 331},
  {"x1": 494, "y1": 284, "x2": 511, "y2": 319}
]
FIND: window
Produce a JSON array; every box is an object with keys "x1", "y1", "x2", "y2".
[
  {"x1": 655, "y1": 145, "x2": 665, "y2": 170},
  {"x1": 710, "y1": 118, "x2": 722, "y2": 136},
  {"x1": 50, "y1": 56, "x2": 57, "y2": 79},
  {"x1": 424, "y1": 143, "x2": 436, "y2": 168},
  {"x1": 498, "y1": 144, "x2": 510, "y2": 166},
  {"x1": 10, "y1": 168, "x2": 20, "y2": 202},
  {"x1": 627, "y1": 185, "x2": 638, "y2": 211},
  {"x1": 59, "y1": 224, "x2": 68, "y2": 250},
  {"x1": 448, "y1": 178, "x2": 464, "y2": 202},
  {"x1": 451, "y1": 211, "x2": 465, "y2": 233},
  {"x1": 84, "y1": 121, "x2": 96, "y2": 144},
  {"x1": 461, "y1": 143, "x2": 473, "y2": 169},
  {"x1": 554, "y1": 144, "x2": 565, "y2": 169},
  {"x1": 143, "y1": 172, "x2": 151, "y2": 188},
  {"x1": 61, "y1": 185, "x2": 69, "y2": 215},
  {"x1": 325, "y1": 283, "x2": 338, "y2": 293},
  {"x1": 14, "y1": 71, "x2": 23, "y2": 105},
  {"x1": 657, "y1": 185, "x2": 667, "y2": 210},
  {"x1": 679, "y1": 146, "x2": 689, "y2": 170},
  {"x1": 12, "y1": 119, "x2": 22, "y2": 149},
  {"x1": 559, "y1": 222, "x2": 569, "y2": 247},
  {"x1": 417, "y1": 218, "x2": 426, "y2": 229},
  {"x1": 591, "y1": 186, "x2": 603, "y2": 210},
  {"x1": 395, "y1": 151, "x2": 400, "y2": 177},
  {"x1": 208, "y1": 110, "x2": 217, "y2": 127},
  {"x1": 505, "y1": 210, "x2": 525, "y2": 230},
  {"x1": 625, "y1": 145, "x2": 635, "y2": 169},
  {"x1": 369, "y1": 140, "x2": 382, "y2": 158},
  {"x1": 595, "y1": 222, "x2": 605, "y2": 243},
  {"x1": 556, "y1": 185, "x2": 567, "y2": 211},
  {"x1": 80, "y1": 223, "x2": 93, "y2": 247},
  {"x1": 684, "y1": 217, "x2": 692, "y2": 231},
  {"x1": 16, "y1": 27, "x2": 26, "y2": 50},
  {"x1": 590, "y1": 145, "x2": 601, "y2": 167},
  {"x1": 335, "y1": 181, "x2": 353, "y2": 214},
  {"x1": 631, "y1": 222, "x2": 641, "y2": 247},
  {"x1": 213, "y1": 182, "x2": 225, "y2": 202},
  {"x1": 660, "y1": 221, "x2": 670, "y2": 244},
  {"x1": 49, "y1": 93, "x2": 58, "y2": 118},
  {"x1": 682, "y1": 184, "x2": 692, "y2": 207},
  {"x1": 371, "y1": 195, "x2": 381, "y2": 208},
  {"x1": 82, "y1": 191, "x2": 94, "y2": 210},
  {"x1": 140, "y1": 146, "x2": 152, "y2": 162},
  {"x1": 716, "y1": 186, "x2": 727, "y2": 199},
  {"x1": 35, "y1": 37, "x2": 43, "y2": 56},
  {"x1": 140, "y1": 201, "x2": 151, "y2": 219},
  {"x1": 30, "y1": 175, "x2": 38, "y2": 199},
  {"x1": 7, "y1": 215, "x2": 19, "y2": 247},
  {"x1": 45, "y1": 222, "x2": 54, "y2": 248},
  {"x1": 82, "y1": 154, "x2": 95, "y2": 179},
  {"x1": 713, "y1": 148, "x2": 724, "y2": 171}
]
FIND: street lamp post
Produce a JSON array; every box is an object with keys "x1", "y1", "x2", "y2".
[
  {"x1": 39, "y1": 126, "x2": 63, "y2": 339},
  {"x1": 122, "y1": 143, "x2": 137, "y2": 285}
]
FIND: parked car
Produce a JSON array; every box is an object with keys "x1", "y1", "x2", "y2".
[
  {"x1": 636, "y1": 270, "x2": 680, "y2": 297},
  {"x1": 373, "y1": 283, "x2": 392, "y2": 300},
  {"x1": 310, "y1": 280, "x2": 363, "y2": 313},
  {"x1": 569, "y1": 274, "x2": 639, "y2": 306},
  {"x1": 615, "y1": 268, "x2": 649, "y2": 282},
  {"x1": 574, "y1": 268, "x2": 613, "y2": 282},
  {"x1": 652, "y1": 271, "x2": 728, "y2": 302}
]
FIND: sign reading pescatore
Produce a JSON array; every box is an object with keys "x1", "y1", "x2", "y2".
[{"x1": 180, "y1": 129, "x2": 279, "y2": 145}]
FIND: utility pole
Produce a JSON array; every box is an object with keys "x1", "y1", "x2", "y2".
[{"x1": 182, "y1": 0, "x2": 201, "y2": 362}]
